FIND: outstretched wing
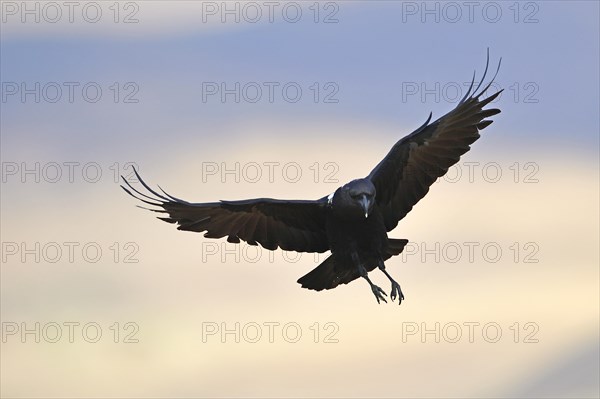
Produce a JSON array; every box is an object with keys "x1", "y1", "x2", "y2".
[
  {"x1": 121, "y1": 168, "x2": 329, "y2": 253},
  {"x1": 368, "y1": 52, "x2": 503, "y2": 231}
]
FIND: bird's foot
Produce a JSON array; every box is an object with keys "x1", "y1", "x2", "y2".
[
  {"x1": 371, "y1": 284, "x2": 388, "y2": 304},
  {"x1": 356, "y1": 258, "x2": 387, "y2": 304},
  {"x1": 390, "y1": 280, "x2": 404, "y2": 305}
]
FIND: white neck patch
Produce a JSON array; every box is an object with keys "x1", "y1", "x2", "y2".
[{"x1": 327, "y1": 193, "x2": 334, "y2": 205}]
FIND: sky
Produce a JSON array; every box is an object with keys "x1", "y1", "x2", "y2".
[{"x1": 1, "y1": 1, "x2": 599, "y2": 398}]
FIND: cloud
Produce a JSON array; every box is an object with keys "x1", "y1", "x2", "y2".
[
  {"x1": 1, "y1": 1, "x2": 353, "y2": 40},
  {"x1": 1, "y1": 1, "x2": 282, "y2": 39}
]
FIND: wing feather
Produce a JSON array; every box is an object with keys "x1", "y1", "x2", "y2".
[
  {"x1": 122, "y1": 168, "x2": 329, "y2": 253},
  {"x1": 368, "y1": 52, "x2": 502, "y2": 231}
]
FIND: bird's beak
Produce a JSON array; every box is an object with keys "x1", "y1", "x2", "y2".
[{"x1": 360, "y1": 196, "x2": 370, "y2": 219}]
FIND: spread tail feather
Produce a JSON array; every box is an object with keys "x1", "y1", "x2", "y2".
[
  {"x1": 297, "y1": 239, "x2": 409, "y2": 291},
  {"x1": 386, "y1": 238, "x2": 409, "y2": 258}
]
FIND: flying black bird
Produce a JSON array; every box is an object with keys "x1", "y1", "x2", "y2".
[{"x1": 122, "y1": 53, "x2": 502, "y2": 305}]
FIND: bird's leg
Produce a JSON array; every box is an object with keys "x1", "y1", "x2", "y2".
[
  {"x1": 361, "y1": 265, "x2": 388, "y2": 304},
  {"x1": 351, "y1": 252, "x2": 387, "y2": 304},
  {"x1": 378, "y1": 259, "x2": 404, "y2": 305}
]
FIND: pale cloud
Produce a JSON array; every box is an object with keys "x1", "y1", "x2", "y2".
[{"x1": 1, "y1": 1, "x2": 327, "y2": 39}]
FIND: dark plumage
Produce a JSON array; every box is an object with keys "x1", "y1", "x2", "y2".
[{"x1": 122, "y1": 52, "x2": 502, "y2": 304}]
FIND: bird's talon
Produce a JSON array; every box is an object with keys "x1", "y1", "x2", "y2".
[
  {"x1": 390, "y1": 281, "x2": 404, "y2": 305},
  {"x1": 371, "y1": 284, "x2": 388, "y2": 304}
]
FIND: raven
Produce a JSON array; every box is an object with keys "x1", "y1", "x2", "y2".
[{"x1": 122, "y1": 53, "x2": 502, "y2": 305}]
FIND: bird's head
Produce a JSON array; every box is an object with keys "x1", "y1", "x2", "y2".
[{"x1": 330, "y1": 179, "x2": 376, "y2": 220}]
